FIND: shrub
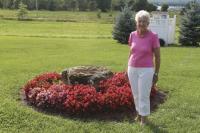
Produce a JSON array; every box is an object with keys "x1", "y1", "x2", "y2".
[
  {"x1": 112, "y1": 5, "x2": 135, "y2": 44},
  {"x1": 179, "y1": 1, "x2": 200, "y2": 47}
]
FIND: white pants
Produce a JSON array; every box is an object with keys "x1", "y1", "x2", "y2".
[{"x1": 128, "y1": 66, "x2": 154, "y2": 116}]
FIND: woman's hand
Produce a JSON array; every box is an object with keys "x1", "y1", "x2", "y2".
[
  {"x1": 152, "y1": 73, "x2": 158, "y2": 85},
  {"x1": 153, "y1": 47, "x2": 160, "y2": 86}
]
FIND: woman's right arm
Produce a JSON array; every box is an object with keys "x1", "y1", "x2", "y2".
[
  {"x1": 126, "y1": 47, "x2": 132, "y2": 75},
  {"x1": 126, "y1": 32, "x2": 132, "y2": 75}
]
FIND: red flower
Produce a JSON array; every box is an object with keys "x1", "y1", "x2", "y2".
[{"x1": 23, "y1": 71, "x2": 157, "y2": 114}]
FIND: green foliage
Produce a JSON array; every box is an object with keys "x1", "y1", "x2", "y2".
[
  {"x1": 133, "y1": 0, "x2": 148, "y2": 12},
  {"x1": 113, "y1": 5, "x2": 135, "y2": 44},
  {"x1": 180, "y1": 8, "x2": 186, "y2": 15},
  {"x1": 97, "y1": 9, "x2": 101, "y2": 18},
  {"x1": 77, "y1": 0, "x2": 88, "y2": 11},
  {"x1": 71, "y1": 0, "x2": 79, "y2": 11},
  {"x1": 0, "y1": 0, "x2": 102, "y2": 11},
  {"x1": 88, "y1": 0, "x2": 97, "y2": 11},
  {"x1": 96, "y1": 0, "x2": 111, "y2": 12},
  {"x1": 161, "y1": 4, "x2": 169, "y2": 12},
  {"x1": 127, "y1": 0, "x2": 135, "y2": 10},
  {"x1": 146, "y1": 3, "x2": 157, "y2": 12},
  {"x1": 179, "y1": 1, "x2": 200, "y2": 47},
  {"x1": 0, "y1": 0, "x2": 157, "y2": 12},
  {"x1": 111, "y1": 0, "x2": 156, "y2": 12},
  {"x1": 113, "y1": 0, "x2": 127, "y2": 10},
  {"x1": 17, "y1": 2, "x2": 28, "y2": 20},
  {"x1": 47, "y1": 0, "x2": 57, "y2": 11}
]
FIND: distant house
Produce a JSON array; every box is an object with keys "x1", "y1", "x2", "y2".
[{"x1": 148, "y1": 0, "x2": 200, "y2": 6}]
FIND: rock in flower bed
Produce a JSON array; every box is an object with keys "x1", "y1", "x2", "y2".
[{"x1": 22, "y1": 70, "x2": 159, "y2": 115}]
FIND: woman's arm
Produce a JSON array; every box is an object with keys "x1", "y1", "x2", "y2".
[
  {"x1": 126, "y1": 32, "x2": 132, "y2": 75},
  {"x1": 153, "y1": 47, "x2": 160, "y2": 85},
  {"x1": 125, "y1": 49, "x2": 131, "y2": 76}
]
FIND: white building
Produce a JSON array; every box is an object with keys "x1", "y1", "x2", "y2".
[
  {"x1": 148, "y1": 0, "x2": 200, "y2": 6},
  {"x1": 148, "y1": 12, "x2": 176, "y2": 45}
]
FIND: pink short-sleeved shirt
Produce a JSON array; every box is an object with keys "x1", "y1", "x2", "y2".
[{"x1": 128, "y1": 30, "x2": 160, "y2": 67}]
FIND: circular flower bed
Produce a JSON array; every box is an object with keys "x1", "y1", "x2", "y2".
[{"x1": 22, "y1": 72, "x2": 157, "y2": 115}]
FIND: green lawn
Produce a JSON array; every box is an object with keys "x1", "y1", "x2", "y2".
[
  {"x1": 0, "y1": 20, "x2": 112, "y2": 38},
  {"x1": 0, "y1": 14, "x2": 200, "y2": 133},
  {"x1": 0, "y1": 9, "x2": 117, "y2": 23}
]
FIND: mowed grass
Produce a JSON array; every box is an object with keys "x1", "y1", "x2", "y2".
[
  {"x1": 0, "y1": 20, "x2": 112, "y2": 38},
  {"x1": 1, "y1": 17, "x2": 200, "y2": 132},
  {"x1": 0, "y1": 9, "x2": 117, "y2": 23}
]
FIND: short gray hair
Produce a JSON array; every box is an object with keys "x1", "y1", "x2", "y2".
[{"x1": 135, "y1": 10, "x2": 150, "y2": 23}]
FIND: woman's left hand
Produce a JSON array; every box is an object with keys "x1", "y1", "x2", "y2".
[{"x1": 153, "y1": 74, "x2": 158, "y2": 85}]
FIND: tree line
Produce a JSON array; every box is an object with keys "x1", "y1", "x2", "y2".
[{"x1": 0, "y1": 0, "x2": 157, "y2": 12}]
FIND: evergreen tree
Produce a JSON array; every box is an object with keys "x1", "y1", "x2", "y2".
[
  {"x1": 112, "y1": 5, "x2": 135, "y2": 44},
  {"x1": 179, "y1": 1, "x2": 200, "y2": 47},
  {"x1": 127, "y1": 0, "x2": 135, "y2": 10},
  {"x1": 118, "y1": 0, "x2": 126, "y2": 10},
  {"x1": 17, "y1": 2, "x2": 28, "y2": 20}
]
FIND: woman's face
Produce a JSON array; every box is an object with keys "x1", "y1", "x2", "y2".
[{"x1": 136, "y1": 17, "x2": 149, "y2": 32}]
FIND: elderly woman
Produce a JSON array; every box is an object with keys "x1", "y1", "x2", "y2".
[{"x1": 127, "y1": 10, "x2": 160, "y2": 125}]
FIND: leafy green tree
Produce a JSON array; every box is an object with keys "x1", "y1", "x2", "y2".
[
  {"x1": 96, "y1": 0, "x2": 111, "y2": 12},
  {"x1": 62, "y1": 0, "x2": 72, "y2": 10},
  {"x1": 71, "y1": 0, "x2": 79, "y2": 11},
  {"x1": 0, "y1": 0, "x2": 11, "y2": 8},
  {"x1": 77, "y1": 0, "x2": 88, "y2": 11},
  {"x1": 161, "y1": 4, "x2": 169, "y2": 11},
  {"x1": 88, "y1": 0, "x2": 97, "y2": 11},
  {"x1": 179, "y1": 1, "x2": 200, "y2": 47},
  {"x1": 0, "y1": 0, "x2": 157, "y2": 11},
  {"x1": 48, "y1": 0, "x2": 57, "y2": 11},
  {"x1": 112, "y1": 5, "x2": 136, "y2": 44},
  {"x1": 134, "y1": 0, "x2": 148, "y2": 12},
  {"x1": 38, "y1": 0, "x2": 48, "y2": 10},
  {"x1": 146, "y1": 3, "x2": 157, "y2": 12}
]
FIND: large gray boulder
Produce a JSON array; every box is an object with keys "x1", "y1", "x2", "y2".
[{"x1": 61, "y1": 66, "x2": 113, "y2": 87}]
